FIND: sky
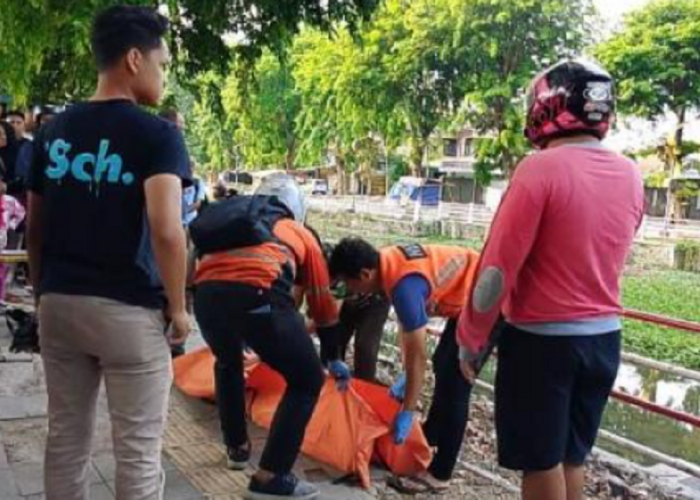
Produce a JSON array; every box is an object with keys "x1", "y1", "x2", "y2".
[
  {"x1": 593, "y1": 0, "x2": 652, "y2": 25},
  {"x1": 591, "y1": 0, "x2": 700, "y2": 152}
]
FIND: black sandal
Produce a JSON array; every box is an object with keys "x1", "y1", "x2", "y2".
[{"x1": 387, "y1": 474, "x2": 450, "y2": 494}]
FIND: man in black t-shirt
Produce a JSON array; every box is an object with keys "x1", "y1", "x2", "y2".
[{"x1": 27, "y1": 6, "x2": 191, "y2": 500}]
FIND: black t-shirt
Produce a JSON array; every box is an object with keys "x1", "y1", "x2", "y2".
[{"x1": 28, "y1": 99, "x2": 191, "y2": 309}]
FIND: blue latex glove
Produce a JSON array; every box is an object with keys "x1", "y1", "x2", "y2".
[
  {"x1": 328, "y1": 360, "x2": 351, "y2": 392},
  {"x1": 393, "y1": 410, "x2": 415, "y2": 445},
  {"x1": 389, "y1": 372, "x2": 407, "y2": 402}
]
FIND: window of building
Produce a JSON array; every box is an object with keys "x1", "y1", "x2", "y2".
[
  {"x1": 444, "y1": 139, "x2": 458, "y2": 157},
  {"x1": 463, "y1": 138, "x2": 474, "y2": 157}
]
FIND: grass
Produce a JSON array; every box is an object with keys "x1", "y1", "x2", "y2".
[
  {"x1": 622, "y1": 270, "x2": 700, "y2": 371},
  {"x1": 315, "y1": 219, "x2": 484, "y2": 250}
]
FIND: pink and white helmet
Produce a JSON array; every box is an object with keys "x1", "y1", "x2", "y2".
[{"x1": 525, "y1": 59, "x2": 615, "y2": 149}]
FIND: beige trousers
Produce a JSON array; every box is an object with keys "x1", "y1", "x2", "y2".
[{"x1": 39, "y1": 294, "x2": 173, "y2": 500}]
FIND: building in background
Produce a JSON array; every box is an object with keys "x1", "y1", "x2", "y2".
[{"x1": 430, "y1": 127, "x2": 506, "y2": 210}]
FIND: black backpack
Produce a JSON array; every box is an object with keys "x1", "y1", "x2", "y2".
[
  {"x1": 189, "y1": 195, "x2": 293, "y2": 255},
  {"x1": 7, "y1": 308, "x2": 40, "y2": 354}
]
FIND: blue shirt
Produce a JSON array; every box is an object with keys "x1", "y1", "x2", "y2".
[
  {"x1": 27, "y1": 99, "x2": 191, "y2": 309},
  {"x1": 183, "y1": 179, "x2": 206, "y2": 226},
  {"x1": 391, "y1": 274, "x2": 431, "y2": 332}
]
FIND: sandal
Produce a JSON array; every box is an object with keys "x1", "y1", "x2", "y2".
[{"x1": 387, "y1": 472, "x2": 450, "y2": 494}]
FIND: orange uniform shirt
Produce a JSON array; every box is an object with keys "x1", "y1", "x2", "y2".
[
  {"x1": 195, "y1": 219, "x2": 338, "y2": 327},
  {"x1": 380, "y1": 244, "x2": 480, "y2": 319}
]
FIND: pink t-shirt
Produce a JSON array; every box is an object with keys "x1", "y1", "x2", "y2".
[{"x1": 457, "y1": 142, "x2": 644, "y2": 353}]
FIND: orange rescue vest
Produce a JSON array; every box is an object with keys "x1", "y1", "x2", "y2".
[
  {"x1": 194, "y1": 219, "x2": 338, "y2": 327},
  {"x1": 380, "y1": 244, "x2": 480, "y2": 319}
]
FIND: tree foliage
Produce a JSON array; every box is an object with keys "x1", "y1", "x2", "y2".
[
  {"x1": 184, "y1": 72, "x2": 238, "y2": 173},
  {"x1": 292, "y1": 0, "x2": 595, "y2": 178},
  {"x1": 595, "y1": 0, "x2": 700, "y2": 150},
  {"x1": 5, "y1": 0, "x2": 604, "y2": 182},
  {"x1": 0, "y1": 0, "x2": 379, "y2": 103},
  {"x1": 362, "y1": 0, "x2": 467, "y2": 174},
  {"x1": 292, "y1": 28, "x2": 398, "y2": 179},
  {"x1": 292, "y1": 0, "x2": 468, "y2": 177},
  {"x1": 211, "y1": 0, "x2": 596, "y2": 178},
  {"x1": 222, "y1": 53, "x2": 301, "y2": 170},
  {"x1": 454, "y1": 0, "x2": 595, "y2": 177}
]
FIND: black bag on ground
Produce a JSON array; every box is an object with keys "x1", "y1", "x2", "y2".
[
  {"x1": 7, "y1": 308, "x2": 40, "y2": 354},
  {"x1": 189, "y1": 195, "x2": 293, "y2": 255}
]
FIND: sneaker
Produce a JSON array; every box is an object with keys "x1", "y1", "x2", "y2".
[
  {"x1": 226, "y1": 442, "x2": 251, "y2": 470},
  {"x1": 244, "y1": 473, "x2": 320, "y2": 499}
]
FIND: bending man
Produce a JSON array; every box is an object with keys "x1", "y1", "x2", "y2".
[
  {"x1": 330, "y1": 239, "x2": 479, "y2": 493},
  {"x1": 194, "y1": 175, "x2": 349, "y2": 500}
]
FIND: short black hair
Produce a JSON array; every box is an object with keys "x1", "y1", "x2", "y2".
[
  {"x1": 329, "y1": 237, "x2": 380, "y2": 279},
  {"x1": 6, "y1": 110, "x2": 25, "y2": 121},
  {"x1": 91, "y1": 5, "x2": 169, "y2": 71},
  {"x1": 36, "y1": 105, "x2": 58, "y2": 125}
]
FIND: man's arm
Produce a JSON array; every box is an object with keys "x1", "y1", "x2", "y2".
[
  {"x1": 457, "y1": 159, "x2": 547, "y2": 384},
  {"x1": 26, "y1": 130, "x2": 46, "y2": 297},
  {"x1": 457, "y1": 182, "x2": 544, "y2": 356},
  {"x1": 27, "y1": 192, "x2": 43, "y2": 295},
  {"x1": 145, "y1": 174, "x2": 189, "y2": 341},
  {"x1": 391, "y1": 275, "x2": 431, "y2": 409},
  {"x1": 295, "y1": 224, "x2": 341, "y2": 360},
  {"x1": 401, "y1": 326, "x2": 428, "y2": 411}
]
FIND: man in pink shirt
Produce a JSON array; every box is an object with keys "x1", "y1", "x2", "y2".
[{"x1": 457, "y1": 59, "x2": 644, "y2": 500}]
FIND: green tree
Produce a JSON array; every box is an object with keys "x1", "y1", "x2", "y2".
[
  {"x1": 0, "y1": 0, "x2": 380, "y2": 103},
  {"x1": 595, "y1": 0, "x2": 700, "y2": 155},
  {"x1": 162, "y1": 79, "x2": 207, "y2": 170},
  {"x1": 454, "y1": 0, "x2": 595, "y2": 178},
  {"x1": 363, "y1": 0, "x2": 466, "y2": 176},
  {"x1": 292, "y1": 28, "x2": 399, "y2": 191},
  {"x1": 187, "y1": 72, "x2": 239, "y2": 174},
  {"x1": 293, "y1": 0, "x2": 469, "y2": 179},
  {"x1": 596, "y1": 0, "x2": 700, "y2": 220},
  {"x1": 293, "y1": 0, "x2": 594, "y2": 183},
  {"x1": 222, "y1": 52, "x2": 301, "y2": 170}
]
